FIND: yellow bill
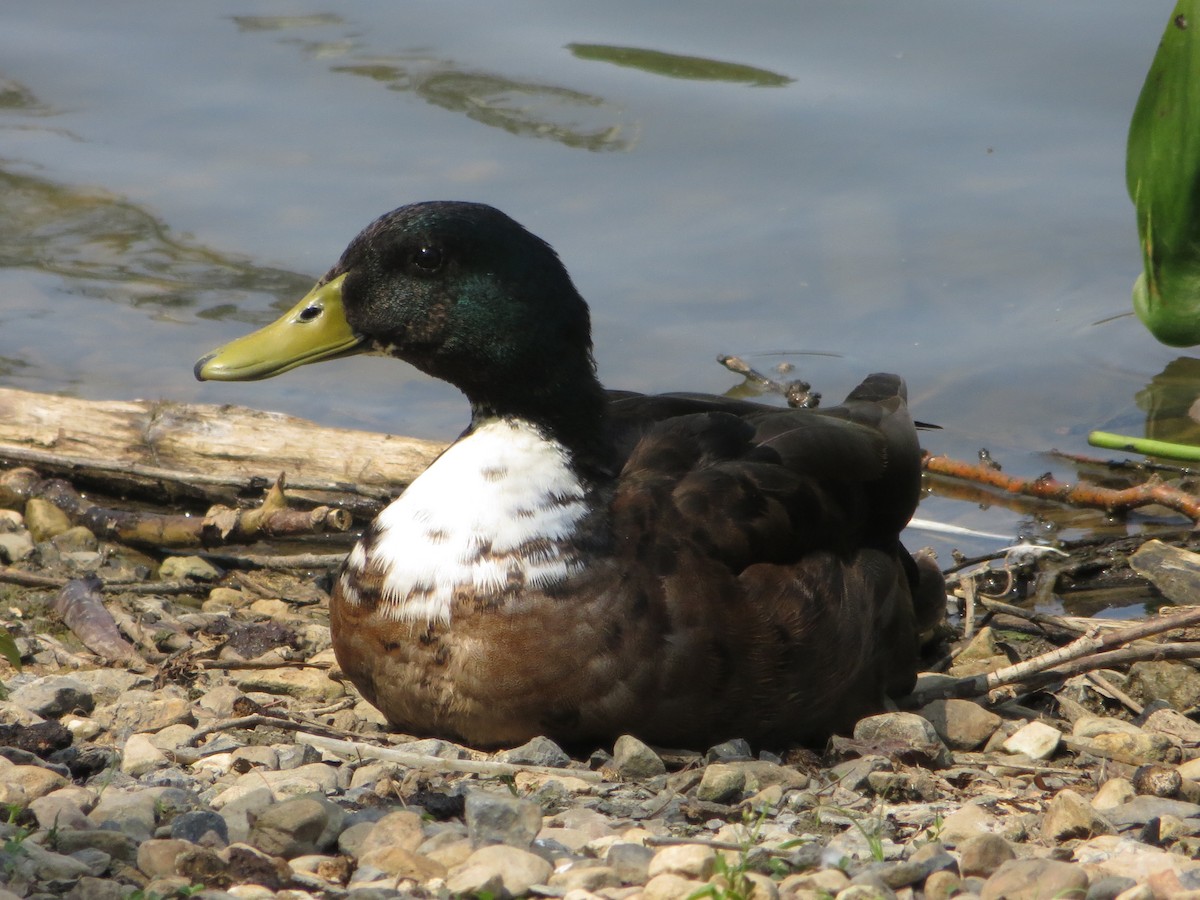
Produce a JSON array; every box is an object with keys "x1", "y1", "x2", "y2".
[{"x1": 195, "y1": 274, "x2": 362, "y2": 381}]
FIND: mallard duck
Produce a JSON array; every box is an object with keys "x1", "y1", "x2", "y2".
[{"x1": 196, "y1": 201, "x2": 943, "y2": 749}]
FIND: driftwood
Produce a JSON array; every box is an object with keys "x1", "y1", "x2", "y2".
[
  {"x1": 50, "y1": 576, "x2": 142, "y2": 666},
  {"x1": 0, "y1": 386, "x2": 445, "y2": 511},
  {"x1": 0, "y1": 468, "x2": 352, "y2": 549}
]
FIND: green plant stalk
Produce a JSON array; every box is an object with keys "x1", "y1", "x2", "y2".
[{"x1": 1088, "y1": 429, "x2": 1200, "y2": 460}]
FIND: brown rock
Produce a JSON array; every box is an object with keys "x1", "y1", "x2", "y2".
[
  {"x1": 225, "y1": 843, "x2": 292, "y2": 891},
  {"x1": 1081, "y1": 731, "x2": 1181, "y2": 766},
  {"x1": 1042, "y1": 788, "x2": 1115, "y2": 842},
  {"x1": 918, "y1": 698, "x2": 1002, "y2": 750},
  {"x1": 1129, "y1": 660, "x2": 1200, "y2": 711},
  {"x1": 923, "y1": 868, "x2": 962, "y2": 900},
  {"x1": 696, "y1": 763, "x2": 746, "y2": 804},
  {"x1": 357, "y1": 809, "x2": 426, "y2": 856},
  {"x1": 980, "y1": 858, "x2": 1089, "y2": 900},
  {"x1": 647, "y1": 843, "x2": 717, "y2": 880},
  {"x1": 447, "y1": 844, "x2": 552, "y2": 897},
  {"x1": 136, "y1": 838, "x2": 193, "y2": 880},
  {"x1": 958, "y1": 833, "x2": 1015, "y2": 878},
  {"x1": 642, "y1": 872, "x2": 708, "y2": 900},
  {"x1": 1092, "y1": 777, "x2": 1137, "y2": 811},
  {"x1": 24, "y1": 498, "x2": 72, "y2": 542},
  {"x1": 358, "y1": 845, "x2": 447, "y2": 881}
]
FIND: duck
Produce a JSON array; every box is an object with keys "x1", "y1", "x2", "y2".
[{"x1": 195, "y1": 201, "x2": 944, "y2": 750}]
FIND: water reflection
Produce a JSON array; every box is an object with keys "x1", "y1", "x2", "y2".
[
  {"x1": 567, "y1": 44, "x2": 793, "y2": 87},
  {"x1": 0, "y1": 76, "x2": 47, "y2": 113},
  {"x1": 1137, "y1": 357, "x2": 1200, "y2": 445},
  {"x1": 230, "y1": 14, "x2": 637, "y2": 152},
  {"x1": 0, "y1": 166, "x2": 313, "y2": 323}
]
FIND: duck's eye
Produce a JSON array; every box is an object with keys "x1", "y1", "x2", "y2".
[{"x1": 411, "y1": 245, "x2": 444, "y2": 273}]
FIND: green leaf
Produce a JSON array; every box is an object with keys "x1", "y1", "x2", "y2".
[
  {"x1": 0, "y1": 628, "x2": 19, "y2": 671},
  {"x1": 1128, "y1": 1, "x2": 1200, "y2": 346}
]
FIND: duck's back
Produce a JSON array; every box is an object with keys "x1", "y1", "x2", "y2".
[{"x1": 588, "y1": 373, "x2": 940, "y2": 746}]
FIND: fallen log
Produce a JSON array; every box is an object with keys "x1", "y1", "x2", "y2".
[{"x1": 0, "y1": 386, "x2": 446, "y2": 510}]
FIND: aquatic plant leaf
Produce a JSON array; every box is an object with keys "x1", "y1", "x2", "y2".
[
  {"x1": 568, "y1": 44, "x2": 793, "y2": 87},
  {"x1": 1128, "y1": 1, "x2": 1200, "y2": 346}
]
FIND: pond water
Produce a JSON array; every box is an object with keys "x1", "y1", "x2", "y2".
[{"x1": 0, "y1": 2, "x2": 1188, "y2": 580}]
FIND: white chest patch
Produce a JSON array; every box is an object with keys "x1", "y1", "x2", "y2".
[{"x1": 340, "y1": 418, "x2": 589, "y2": 624}]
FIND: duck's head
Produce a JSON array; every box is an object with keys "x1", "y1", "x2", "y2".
[{"x1": 196, "y1": 202, "x2": 604, "y2": 431}]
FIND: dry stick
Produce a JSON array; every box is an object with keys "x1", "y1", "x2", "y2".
[
  {"x1": 1084, "y1": 671, "x2": 1144, "y2": 715},
  {"x1": 1050, "y1": 448, "x2": 1198, "y2": 478},
  {"x1": 923, "y1": 453, "x2": 1200, "y2": 521},
  {"x1": 1015, "y1": 643, "x2": 1200, "y2": 693},
  {"x1": 197, "y1": 659, "x2": 328, "y2": 671},
  {"x1": 50, "y1": 576, "x2": 140, "y2": 665},
  {"x1": 977, "y1": 598, "x2": 1090, "y2": 637},
  {"x1": 186, "y1": 714, "x2": 361, "y2": 747},
  {"x1": 199, "y1": 551, "x2": 348, "y2": 571},
  {"x1": 294, "y1": 733, "x2": 608, "y2": 784},
  {"x1": 643, "y1": 835, "x2": 812, "y2": 857},
  {"x1": 0, "y1": 567, "x2": 212, "y2": 596},
  {"x1": 908, "y1": 605, "x2": 1200, "y2": 705},
  {"x1": 960, "y1": 573, "x2": 977, "y2": 640}
]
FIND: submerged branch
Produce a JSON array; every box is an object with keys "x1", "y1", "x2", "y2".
[{"x1": 923, "y1": 453, "x2": 1200, "y2": 521}]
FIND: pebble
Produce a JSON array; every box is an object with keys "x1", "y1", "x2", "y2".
[
  {"x1": 1093, "y1": 777, "x2": 1138, "y2": 810},
  {"x1": 496, "y1": 734, "x2": 571, "y2": 768},
  {"x1": 158, "y1": 555, "x2": 223, "y2": 581},
  {"x1": 10, "y1": 675, "x2": 94, "y2": 718},
  {"x1": 1002, "y1": 720, "x2": 1062, "y2": 759},
  {"x1": 958, "y1": 833, "x2": 1015, "y2": 877},
  {"x1": 613, "y1": 733, "x2": 666, "y2": 779},
  {"x1": 980, "y1": 858, "x2": 1089, "y2": 900},
  {"x1": 446, "y1": 844, "x2": 552, "y2": 896},
  {"x1": 8, "y1": 564, "x2": 1200, "y2": 898},
  {"x1": 647, "y1": 843, "x2": 716, "y2": 880},
  {"x1": 465, "y1": 790, "x2": 542, "y2": 848},
  {"x1": 1042, "y1": 788, "x2": 1116, "y2": 841},
  {"x1": 917, "y1": 698, "x2": 1002, "y2": 750},
  {"x1": 24, "y1": 497, "x2": 73, "y2": 542},
  {"x1": 696, "y1": 762, "x2": 746, "y2": 804}
]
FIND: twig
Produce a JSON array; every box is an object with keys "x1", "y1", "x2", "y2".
[
  {"x1": 1051, "y1": 448, "x2": 1198, "y2": 478},
  {"x1": 1021, "y1": 642, "x2": 1200, "y2": 688},
  {"x1": 294, "y1": 732, "x2": 607, "y2": 783},
  {"x1": 199, "y1": 551, "x2": 348, "y2": 571},
  {"x1": 977, "y1": 598, "x2": 1089, "y2": 637},
  {"x1": 186, "y1": 714, "x2": 360, "y2": 747},
  {"x1": 197, "y1": 659, "x2": 327, "y2": 671},
  {"x1": 949, "y1": 753, "x2": 1082, "y2": 776},
  {"x1": 961, "y1": 573, "x2": 977, "y2": 640},
  {"x1": 0, "y1": 568, "x2": 212, "y2": 595},
  {"x1": 923, "y1": 453, "x2": 1200, "y2": 521},
  {"x1": 643, "y1": 834, "x2": 811, "y2": 857},
  {"x1": 908, "y1": 605, "x2": 1200, "y2": 705},
  {"x1": 1083, "y1": 671, "x2": 1144, "y2": 716}
]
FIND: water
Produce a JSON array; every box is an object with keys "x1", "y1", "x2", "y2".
[{"x1": 0, "y1": 1, "x2": 1185, "y2": 567}]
